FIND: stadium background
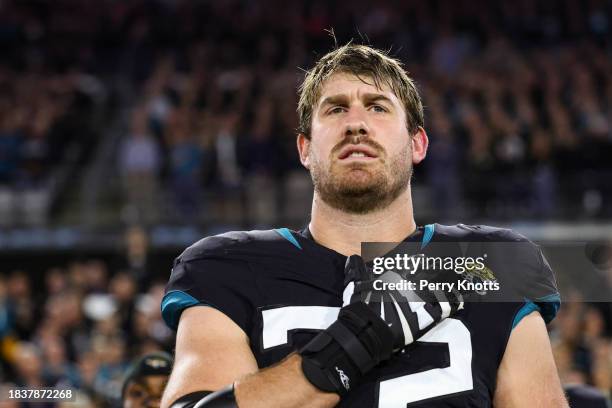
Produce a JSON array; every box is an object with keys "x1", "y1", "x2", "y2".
[{"x1": 0, "y1": 0, "x2": 610, "y2": 406}]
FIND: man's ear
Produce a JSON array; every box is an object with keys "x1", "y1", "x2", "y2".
[
  {"x1": 411, "y1": 127, "x2": 429, "y2": 164},
  {"x1": 297, "y1": 133, "x2": 311, "y2": 169}
]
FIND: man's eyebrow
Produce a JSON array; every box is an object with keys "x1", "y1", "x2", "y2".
[
  {"x1": 319, "y1": 94, "x2": 349, "y2": 108},
  {"x1": 319, "y1": 93, "x2": 394, "y2": 108},
  {"x1": 362, "y1": 93, "x2": 394, "y2": 104}
]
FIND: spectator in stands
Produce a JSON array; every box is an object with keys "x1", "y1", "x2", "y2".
[
  {"x1": 19, "y1": 100, "x2": 53, "y2": 188},
  {"x1": 93, "y1": 335, "x2": 129, "y2": 404},
  {"x1": 5, "y1": 271, "x2": 35, "y2": 340},
  {"x1": 84, "y1": 260, "x2": 111, "y2": 295},
  {"x1": 115, "y1": 226, "x2": 152, "y2": 290},
  {"x1": 165, "y1": 109, "x2": 203, "y2": 222},
  {"x1": 121, "y1": 352, "x2": 172, "y2": 408},
  {"x1": 45, "y1": 268, "x2": 68, "y2": 296},
  {"x1": 425, "y1": 108, "x2": 462, "y2": 221},
  {"x1": 110, "y1": 273, "x2": 137, "y2": 337},
  {"x1": 238, "y1": 98, "x2": 282, "y2": 225},
  {"x1": 551, "y1": 298, "x2": 611, "y2": 398},
  {"x1": 529, "y1": 128, "x2": 557, "y2": 216},
  {"x1": 76, "y1": 350, "x2": 99, "y2": 399},
  {"x1": 12, "y1": 343, "x2": 46, "y2": 388},
  {"x1": 40, "y1": 335, "x2": 80, "y2": 387},
  {"x1": 0, "y1": 109, "x2": 23, "y2": 186},
  {"x1": 119, "y1": 109, "x2": 162, "y2": 225},
  {"x1": 0, "y1": 276, "x2": 13, "y2": 339},
  {"x1": 215, "y1": 113, "x2": 242, "y2": 190}
]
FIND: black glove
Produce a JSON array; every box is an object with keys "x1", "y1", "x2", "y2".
[
  {"x1": 300, "y1": 301, "x2": 394, "y2": 395},
  {"x1": 299, "y1": 254, "x2": 463, "y2": 396},
  {"x1": 343, "y1": 254, "x2": 464, "y2": 351}
]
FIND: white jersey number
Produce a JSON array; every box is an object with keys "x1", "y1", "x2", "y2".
[{"x1": 261, "y1": 306, "x2": 473, "y2": 407}]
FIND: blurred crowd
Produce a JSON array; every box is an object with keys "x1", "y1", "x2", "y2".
[
  {"x1": 112, "y1": 0, "x2": 612, "y2": 224},
  {"x1": 0, "y1": 0, "x2": 611, "y2": 226},
  {"x1": 0, "y1": 73, "x2": 97, "y2": 189},
  {"x1": 0, "y1": 69, "x2": 103, "y2": 226},
  {"x1": 551, "y1": 298, "x2": 612, "y2": 395},
  {"x1": 0, "y1": 266, "x2": 172, "y2": 407},
  {"x1": 0, "y1": 0, "x2": 110, "y2": 225},
  {"x1": 0, "y1": 228, "x2": 173, "y2": 407}
]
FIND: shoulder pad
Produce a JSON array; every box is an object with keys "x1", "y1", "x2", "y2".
[
  {"x1": 434, "y1": 223, "x2": 529, "y2": 242},
  {"x1": 177, "y1": 229, "x2": 290, "y2": 263}
]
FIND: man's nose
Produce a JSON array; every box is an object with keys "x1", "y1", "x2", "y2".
[{"x1": 344, "y1": 109, "x2": 370, "y2": 140}]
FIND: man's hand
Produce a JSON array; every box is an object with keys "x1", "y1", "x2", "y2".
[
  {"x1": 343, "y1": 254, "x2": 464, "y2": 351},
  {"x1": 298, "y1": 254, "x2": 464, "y2": 396}
]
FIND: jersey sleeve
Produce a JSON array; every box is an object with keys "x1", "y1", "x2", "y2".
[
  {"x1": 461, "y1": 225, "x2": 561, "y2": 327},
  {"x1": 508, "y1": 240, "x2": 561, "y2": 327},
  {"x1": 161, "y1": 254, "x2": 258, "y2": 335}
]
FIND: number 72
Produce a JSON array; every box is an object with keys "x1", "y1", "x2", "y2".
[{"x1": 262, "y1": 306, "x2": 473, "y2": 407}]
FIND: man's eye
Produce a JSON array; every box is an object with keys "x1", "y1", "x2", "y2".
[
  {"x1": 371, "y1": 105, "x2": 387, "y2": 113},
  {"x1": 329, "y1": 106, "x2": 345, "y2": 114},
  {"x1": 129, "y1": 389, "x2": 145, "y2": 399}
]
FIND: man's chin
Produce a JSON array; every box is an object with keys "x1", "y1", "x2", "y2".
[
  {"x1": 336, "y1": 169, "x2": 380, "y2": 187},
  {"x1": 339, "y1": 182, "x2": 380, "y2": 197},
  {"x1": 318, "y1": 174, "x2": 408, "y2": 213},
  {"x1": 322, "y1": 187, "x2": 385, "y2": 214}
]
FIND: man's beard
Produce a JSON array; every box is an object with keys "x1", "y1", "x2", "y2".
[{"x1": 310, "y1": 142, "x2": 413, "y2": 214}]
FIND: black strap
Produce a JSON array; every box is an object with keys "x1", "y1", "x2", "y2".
[
  {"x1": 299, "y1": 302, "x2": 394, "y2": 395},
  {"x1": 327, "y1": 319, "x2": 375, "y2": 374},
  {"x1": 194, "y1": 385, "x2": 238, "y2": 408},
  {"x1": 170, "y1": 391, "x2": 213, "y2": 408}
]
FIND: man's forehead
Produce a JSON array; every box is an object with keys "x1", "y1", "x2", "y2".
[{"x1": 317, "y1": 72, "x2": 397, "y2": 102}]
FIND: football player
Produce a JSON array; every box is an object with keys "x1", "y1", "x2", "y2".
[{"x1": 160, "y1": 44, "x2": 568, "y2": 407}]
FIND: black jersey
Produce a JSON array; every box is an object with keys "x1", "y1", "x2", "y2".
[{"x1": 162, "y1": 224, "x2": 560, "y2": 408}]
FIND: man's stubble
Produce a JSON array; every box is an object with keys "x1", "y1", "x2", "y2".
[{"x1": 309, "y1": 139, "x2": 413, "y2": 214}]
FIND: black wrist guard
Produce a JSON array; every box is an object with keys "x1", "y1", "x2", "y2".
[
  {"x1": 299, "y1": 302, "x2": 394, "y2": 395},
  {"x1": 170, "y1": 387, "x2": 237, "y2": 408},
  {"x1": 193, "y1": 385, "x2": 238, "y2": 408}
]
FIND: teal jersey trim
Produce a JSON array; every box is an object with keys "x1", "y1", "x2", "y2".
[
  {"x1": 534, "y1": 293, "x2": 561, "y2": 324},
  {"x1": 275, "y1": 228, "x2": 302, "y2": 250},
  {"x1": 161, "y1": 290, "x2": 202, "y2": 330},
  {"x1": 421, "y1": 224, "x2": 435, "y2": 249},
  {"x1": 512, "y1": 301, "x2": 540, "y2": 329},
  {"x1": 512, "y1": 292, "x2": 561, "y2": 329}
]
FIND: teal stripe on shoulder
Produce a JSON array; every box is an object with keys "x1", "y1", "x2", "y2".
[
  {"x1": 421, "y1": 224, "x2": 435, "y2": 249},
  {"x1": 275, "y1": 228, "x2": 302, "y2": 250},
  {"x1": 161, "y1": 290, "x2": 202, "y2": 330},
  {"x1": 512, "y1": 293, "x2": 561, "y2": 329},
  {"x1": 512, "y1": 301, "x2": 540, "y2": 329},
  {"x1": 535, "y1": 292, "x2": 561, "y2": 324}
]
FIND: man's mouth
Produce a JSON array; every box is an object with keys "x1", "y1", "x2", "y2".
[{"x1": 338, "y1": 146, "x2": 379, "y2": 160}]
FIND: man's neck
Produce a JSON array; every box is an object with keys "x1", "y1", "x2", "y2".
[{"x1": 308, "y1": 188, "x2": 417, "y2": 256}]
